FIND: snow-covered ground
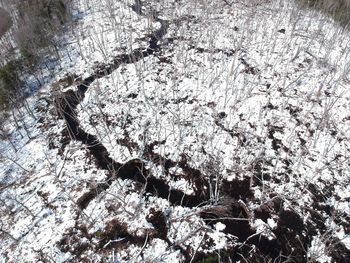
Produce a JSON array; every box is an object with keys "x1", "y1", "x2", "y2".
[{"x1": 1, "y1": 0, "x2": 350, "y2": 262}]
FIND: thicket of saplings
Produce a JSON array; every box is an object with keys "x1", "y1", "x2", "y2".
[
  {"x1": 0, "y1": 0, "x2": 349, "y2": 111},
  {"x1": 0, "y1": 0, "x2": 71, "y2": 110}
]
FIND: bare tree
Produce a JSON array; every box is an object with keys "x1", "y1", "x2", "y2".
[{"x1": 0, "y1": 7, "x2": 12, "y2": 38}]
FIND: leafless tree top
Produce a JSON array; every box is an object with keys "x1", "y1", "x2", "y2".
[{"x1": 0, "y1": 7, "x2": 12, "y2": 39}]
